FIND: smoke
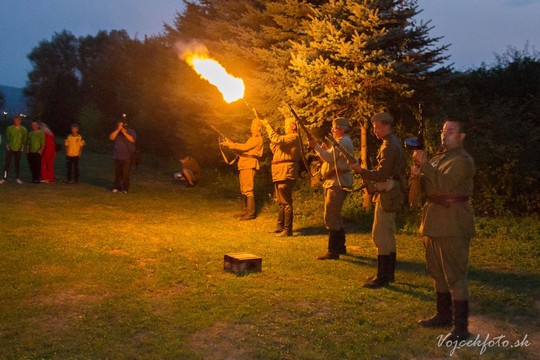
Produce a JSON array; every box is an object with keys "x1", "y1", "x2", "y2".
[{"x1": 175, "y1": 40, "x2": 209, "y2": 60}]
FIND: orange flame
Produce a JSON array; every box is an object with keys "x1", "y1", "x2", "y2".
[{"x1": 184, "y1": 55, "x2": 245, "y2": 104}]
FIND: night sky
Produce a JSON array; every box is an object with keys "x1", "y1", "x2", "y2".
[{"x1": 1, "y1": 0, "x2": 539, "y2": 88}]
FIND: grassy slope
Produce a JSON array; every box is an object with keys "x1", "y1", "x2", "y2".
[{"x1": 0, "y1": 150, "x2": 538, "y2": 359}]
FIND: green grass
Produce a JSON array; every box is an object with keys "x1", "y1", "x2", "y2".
[{"x1": 0, "y1": 150, "x2": 538, "y2": 359}]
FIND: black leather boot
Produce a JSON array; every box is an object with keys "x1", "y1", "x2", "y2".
[
  {"x1": 269, "y1": 207, "x2": 285, "y2": 233},
  {"x1": 363, "y1": 255, "x2": 390, "y2": 288},
  {"x1": 337, "y1": 229, "x2": 347, "y2": 255},
  {"x1": 447, "y1": 300, "x2": 470, "y2": 341},
  {"x1": 235, "y1": 195, "x2": 247, "y2": 218},
  {"x1": 367, "y1": 251, "x2": 396, "y2": 283},
  {"x1": 239, "y1": 196, "x2": 256, "y2": 220},
  {"x1": 388, "y1": 252, "x2": 396, "y2": 282},
  {"x1": 276, "y1": 205, "x2": 293, "y2": 236},
  {"x1": 418, "y1": 292, "x2": 453, "y2": 328},
  {"x1": 317, "y1": 231, "x2": 339, "y2": 260}
]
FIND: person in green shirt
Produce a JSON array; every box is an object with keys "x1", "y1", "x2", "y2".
[
  {"x1": 26, "y1": 120, "x2": 45, "y2": 183},
  {"x1": 0, "y1": 115, "x2": 28, "y2": 184}
]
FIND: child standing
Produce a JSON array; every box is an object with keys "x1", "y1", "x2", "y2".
[{"x1": 64, "y1": 124, "x2": 85, "y2": 183}]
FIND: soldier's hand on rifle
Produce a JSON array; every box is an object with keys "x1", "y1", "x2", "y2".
[
  {"x1": 220, "y1": 139, "x2": 231, "y2": 147},
  {"x1": 413, "y1": 150, "x2": 426, "y2": 166},
  {"x1": 259, "y1": 119, "x2": 269, "y2": 127},
  {"x1": 350, "y1": 161, "x2": 362, "y2": 174},
  {"x1": 375, "y1": 179, "x2": 395, "y2": 193}
]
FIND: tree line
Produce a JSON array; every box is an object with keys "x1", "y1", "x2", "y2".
[{"x1": 22, "y1": 0, "x2": 539, "y2": 215}]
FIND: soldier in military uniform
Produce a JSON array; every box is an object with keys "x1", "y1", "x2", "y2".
[
  {"x1": 412, "y1": 119, "x2": 475, "y2": 342},
  {"x1": 351, "y1": 111, "x2": 406, "y2": 288},
  {"x1": 309, "y1": 118, "x2": 354, "y2": 260},
  {"x1": 220, "y1": 118, "x2": 264, "y2": 220},
  {"x1": 260, "y1": 117, "x2": 301, "y2": 237}
]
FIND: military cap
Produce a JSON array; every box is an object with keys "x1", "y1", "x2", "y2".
[
  {"x1": 371, "y1": 112, "x2": 394, "y2": 124},
  {"x1": 333, "y1": 117, "x2": 350, "y2": 131}
]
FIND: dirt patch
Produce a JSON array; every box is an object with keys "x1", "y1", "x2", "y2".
[
  {"x1": 108, "y1": 249, "x2": 130, "y2": 256},
  {"x1": 188, "y1": 322, "x2": 254, "y2": 360},
  {"x1": 468, "y1": 314, "x2": 539, "y2": 359}
]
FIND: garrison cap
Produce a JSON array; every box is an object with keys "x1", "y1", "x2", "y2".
[{"x1": 371, "y1": 112, "x2": 394, "y2": 125}]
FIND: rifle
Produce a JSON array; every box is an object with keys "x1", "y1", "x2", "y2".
[
  {"x1": 405, "y1": 102, "x2": 425, "y2": 209},
  {"x1": 209, "y1": 124, "x2": 227, "y2": 143},
  {"x1": 287, "y1": 104, "x2": 314, "y2": 140},
  {"x1": 286, "y1": 104, "x2": 317, "y2": 178},
  {"x1": 209, "y1": 124, "x2": 237, "y2": 165},
  {"x1": 324, "y1": 135, "x2": 357, "y2": 165}
]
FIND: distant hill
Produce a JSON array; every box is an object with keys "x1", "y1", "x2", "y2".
[{"x1": 0, "y1": 85, "x2": 28, "y2": 116}]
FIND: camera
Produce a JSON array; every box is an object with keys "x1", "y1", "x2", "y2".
[
  {"x1": 121, "y1": 114, "x2": 128, "y2": 129},
  {"x1": 404, "y1": 135, "x2": 423, "y2": 150}
]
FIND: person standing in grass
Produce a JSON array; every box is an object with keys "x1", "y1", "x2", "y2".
[
  {"x1": 109, "y1": 116, "x2": 136, "y2": 193},
  {"x1": 350, "y1": 111, "x2": 406, "y2": 289},
  {"x1": 65, "y1": 123, "x2": 85, "y2": 184},
  {"x1": 40, "y1": 123, "x2": 56, "y2": 183},
  {"x1": 309, "y1": 117, "x2": 354, "y2": 260},
  {"x1": 0, "y1": 115, "x2": 27, "y2": 184},
  {"x1": 260, "y1": 116, "x2": 301, "y2": 237},
  {"x1": 219, "y1": 118, "x2": 264, "y2": 220},
  {"x1": 412, "y1": 119, "x2": 476, "y2": 342},
  {"x1": 26, "y1": 120, "x2": 45, "y2": 184}
]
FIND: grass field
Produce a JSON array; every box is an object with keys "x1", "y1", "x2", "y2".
[{"x1": 0, "y1": 150, "x2": 538, "y2": 359}]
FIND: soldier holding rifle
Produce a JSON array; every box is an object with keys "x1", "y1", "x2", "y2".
[
  {"x1": 308, "y1": 118, "x2": 354, "y2": 260},
  {"x1": 219, "y1": 118, "x2": 264, "y2": 220},
  {"x1": 412, "y1": 119, "x2": 475, "y2": 342},
  {"x1": 260, "y1": 117, "x2": 301, "y2": 237},
  {"x1": 350, "y1": 111, "x2": 406, "y2": 289}
]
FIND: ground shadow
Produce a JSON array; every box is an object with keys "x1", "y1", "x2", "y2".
[{"x1": 295, "y1": 226, "x2": 328, "y2": 236}]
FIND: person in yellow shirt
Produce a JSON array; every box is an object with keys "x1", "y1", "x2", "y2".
[{"x1": 64, "y1": 124, "x2": 85, "y2": 184}]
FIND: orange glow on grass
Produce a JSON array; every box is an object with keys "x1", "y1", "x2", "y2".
[{"x1": 185, "y1": 55, "x2": 245, "y2": 103}]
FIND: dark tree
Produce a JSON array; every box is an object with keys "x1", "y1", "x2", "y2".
[{"x1": 24, "y1": 30, "x2": 81, "y2": 133}]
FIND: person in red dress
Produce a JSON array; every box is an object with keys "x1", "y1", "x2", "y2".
[{"x1": 40, "y1": 123, "x2": 56, "y2": 183}]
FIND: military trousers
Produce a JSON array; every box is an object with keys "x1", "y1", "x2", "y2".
[
  {"x1": 424, "y1": 236, "x2": 470, "y2": 301},
  {"x1": 239, "y1": 169, "x2": 256, "y2": 197},
  {"x1": 274, "y1": 180, "x2": 295, "y2": 232},
  {"x1": 371, "y1": 197, "x2": 396, "y2": 255},
  {"x1": 324, "y1": 186, "x2": 348, "y2": 231}
]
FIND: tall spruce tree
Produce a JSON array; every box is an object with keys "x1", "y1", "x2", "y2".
[
  {"x1": 167, "y1": 0, "x2": 450, "y2": 206},
  {"x1": 287, "y1": 0, "x2": 450, "y2": 207}
]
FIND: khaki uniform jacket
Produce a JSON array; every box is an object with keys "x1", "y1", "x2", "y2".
[
  {"x1": 265, "y1": 125, "x2": 301, "y2": 182},
  {"x1": 315, "y1": 135, "x2": 354, "y2": 189},
  {"x1": 361, "y1": 132, "x2": 405, "y2": 183},
  {"x1": 419, "y1": 146, "x2": 476, "y2": 238},
  {"x1": 227, "y1": 135, "x2": 263, "y2": 170}
]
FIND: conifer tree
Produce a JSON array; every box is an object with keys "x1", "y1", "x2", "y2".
[
  {"x1": 167, "y1": 1, "x2": 450, "y2": 207},
  {"x1": 287, "y1": 0, "x2": 449, "y2": 207}
]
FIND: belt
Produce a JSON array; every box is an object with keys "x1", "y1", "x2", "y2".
[
  {"x1": 428, "y1": 195, "x2": 470, "y2": 208},
  {"x1": 240, "y1": 154, "x2": 260, "y2": 159},
  {"x1": 272, "y1": 160, "x2": 295, "y2": 164}
]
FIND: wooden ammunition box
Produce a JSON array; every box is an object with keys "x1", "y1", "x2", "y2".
[{"x1": 224, "y1": 253, "x2": 262, "y2": 274}]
